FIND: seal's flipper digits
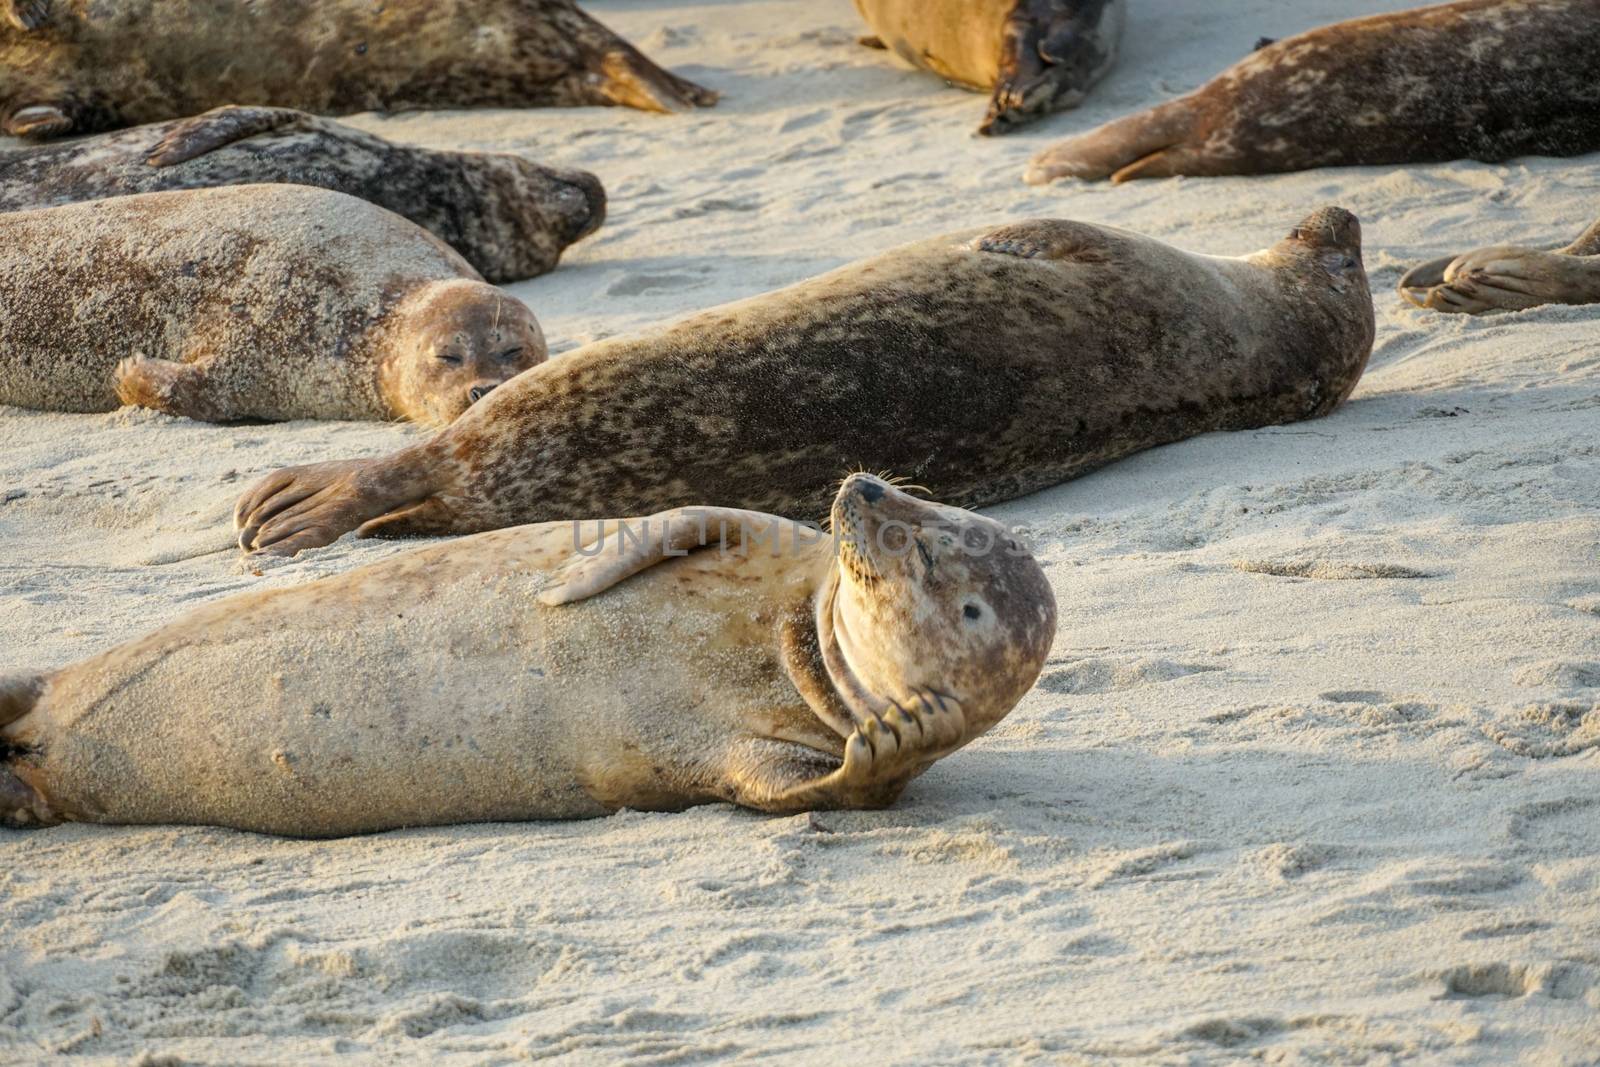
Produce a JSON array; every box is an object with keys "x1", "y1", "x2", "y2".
[
  {"x1": 538, "y1": 506, "x2": 779, "y2": 606},
  {"x1": 235, "y1": 456, "x2": 437, "y2": 554},
  {"x1": 3, "y1": 0, "x2": 49, "y2": 31},
  {"x1": 1399, "y1": 255, "x2": 1457, "y2": 305},
  {"x1": 982, "y1": 1, "x2": 1124, "y2": 136},
  {"x1": 1024, "y1": 98, "x2": 1196, "y2": 183},
  {"x1": 734, "y1": 690, "x2": 967, "y2": 812},
  {"x1": 973, "y1": 219, "x2": 1116, "y2": 262},
  {"x1": 4, "y1": 104, "x2": 72, "y2": 138},
  {"x1": 145, "y1": 106, "x2": 310, "y2": 167}
]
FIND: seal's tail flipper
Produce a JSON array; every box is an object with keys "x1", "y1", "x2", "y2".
[
  {"x1": 1024, "y1": 98, "x2": 1197, "y2": 184},
  {"x1": 1561, "y1": 217, "x2": 1600, "y2": 256},
  {"x1": 592, "y1": 47, "x2": 719, "y2": 113},
  {"x1": 3, "y1": 0, "x2": 50, "y2": 32},
  {"x1": 1398, "y1": 255, "x2": 1457, "y2": 306},
  {"x1": 146, "y1": 106, "x2": 312, "y2": 167}
]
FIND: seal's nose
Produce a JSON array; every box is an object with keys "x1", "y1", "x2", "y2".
[
  {"x1": 857, "y1": 479, "x2": 885, "y2": 503},
  {"x1": 467, "y1": 381, "x2": 497, "y2": 405}
]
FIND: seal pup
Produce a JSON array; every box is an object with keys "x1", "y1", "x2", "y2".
[
  {"x1": 0, "y1": 106, "x2": 605, "y2": 283},
  {"x1": 1, "y1": 476, "x2": 1058, "y2": 836},
  {"x1": 1399, "y1": 215, "x2": 1600, "y2": 314},
  {"x1": 1025, "y1": 0, "x2": 1600, "y2": 184},
  {"x1": 0, "y1": 184, "x2": 546, "y2": 424},
  {"x1": 234, "y1": 207, "x2": 1374, "y2": 556},
  {"x1": 854, "y1": 0, "x2": 1124, "y2": 134},
  {"x1": 0, "y1": 0, "x2": 717, "y2": 139}
]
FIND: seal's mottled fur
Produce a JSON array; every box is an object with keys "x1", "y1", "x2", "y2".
[
  {"x1": 1027, "y1": 0, "x2": 1600, "y2": 183},
  {"x1": 235, "y1": 208, "x2": 1375, "y2": 555},
  {"x1": 0, "y1": 107, "x2": 604, "y2": 283},
  {"x1": 0, "y1": 0, "x2": 716, "y2": 139},
  {"x1": 0, "y1": 185, "x2": 546, "y2": 423}
]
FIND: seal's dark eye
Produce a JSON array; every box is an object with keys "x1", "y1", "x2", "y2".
[
  {"x1": 437, "y1": 353, "x2": 464, "y2": 367},
  {"x1": 963, "y1": 604, "x2": 982, "y2": 621}
]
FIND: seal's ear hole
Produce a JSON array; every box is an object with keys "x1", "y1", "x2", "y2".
[{"x1": 963, "y1": 603, "x2": 983, "y2": 622}]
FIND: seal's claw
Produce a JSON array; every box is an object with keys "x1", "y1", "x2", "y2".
[
  {"x1": 3, "y1": 0, "x2": 49, "y2": 32},
  {"x1": 4, "y1": 104, "x2": 72, "y2": 139}
]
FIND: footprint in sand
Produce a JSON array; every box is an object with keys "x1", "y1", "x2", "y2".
[{"x1": 1039, "y1": 657, "x2": 1221, "y2": 696}]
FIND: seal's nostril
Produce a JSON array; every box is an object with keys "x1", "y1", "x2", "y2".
[
  {"x1": 468, "y1": 383, "x2": 496, "y2": 404},
  {"x1": 858, "y1": 480, "x2": 885, "y2": 503}
]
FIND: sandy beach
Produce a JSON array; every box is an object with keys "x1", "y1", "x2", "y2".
[{"x1": 2, "y1": 0, "x2": 1599, "y2": 1061}]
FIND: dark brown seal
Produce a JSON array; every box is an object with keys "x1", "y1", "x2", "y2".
[
  {"x1": 1399, "y1": 215, "x2": 1600, "y2": 314},
  {"x1": 1026, "y1": 0, "x2": 1600, "y2": 183},
  {"x1": 2, "y1": 476, "x2": 1056, "y2": 835},
  {"x1": 233, "y1": 207, "x2": 1374, "y2": 556},
  {"x1": 0, "y1": 0, "x2": 716, "y2": 139},
  {"x1": 0, "y1": 184, "x2": 546, "y2": 424},
  {"x1": 0, "y1": 106, "x2": 605, "y2": 283},
  {"x1": 854, "y1": 0, "x2": 1125, "y2": 134}
]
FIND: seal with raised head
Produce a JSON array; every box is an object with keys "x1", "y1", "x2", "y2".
[
  {"x1": 1025, "y1": 0, "x2": 1600, "y2": 184},
  {"x1": 1399, "y1": 215, "x2": 1600, "y2": 314},
  {"x1": 854, "y1": 0, "x2": 1125, "y2": 134},
  {"x1": 0, "y1": 106, "x2": 606, "y2": 283},
  {"x1": 0, "y1": 0, "x2": 716, "y2": 139},
  {"x1": 234, "y1": 207, "x2": 1374, "y2": 556},
  {"x1": 0, "y1": 184, "x2": 546, "y2": 424},
  {"x1": 1, "y1": 475, "x2": 1058, "y2": 836}
]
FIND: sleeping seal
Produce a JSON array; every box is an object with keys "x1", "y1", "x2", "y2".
[
  {"x1": 1399, "y1": 214, "x2": 1600, "y2": 314},
  {"x1": 233, "y1": 207, "x2": 1375, "y2": 555},
  {"x1": 854, "y1": 0, "x2": 1125, "y2": 134},
  {"x1": 0, "y1": 184, "x2": 545, "y2": 424},
  {"x1": 1025, "y1": 0, "x2": 1600, "y2": 183},
  {"x1": 0, "y1": 106, "x2": 605, "y2": 283},
  {"x1": 0, "y1": 0, "x2": 716, "y2": 139},
  {"x1": 0, "y1": 476, "x2": 1058, "y2": 836}
]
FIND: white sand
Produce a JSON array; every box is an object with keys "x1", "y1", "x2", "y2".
[{"x1": 3, "y1": 0, "x2": 1600, "y2": 1061}]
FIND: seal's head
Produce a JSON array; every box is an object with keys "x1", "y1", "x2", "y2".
[
  {"x1": 820, "y1": 474, "x2": 1057, "y2": 741},
  {"x1": 379, "y1": 280, "x2": 547, "y2": 426}
]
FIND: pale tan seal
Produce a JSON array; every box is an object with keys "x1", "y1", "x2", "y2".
[
  {"x1": 1026, "y1": 0, "x2": 1600, "y2": 184},
  {"x1": 0, "y1": 475, "x2": 1058, "y2": 836},
  {"x1": 0, "y1": 184, "x2": 546, "y2": 424},
  {"x1": 854, "y1": 0, "x2": 1124, "y2": 134},
  {"x1": 0, "y1": 106, "x2": 606, "y2": 283},
  {"x1": 1399, "y1": 215, "x2": 1600, "y2": 314},
  {"x1": 0, "y1": 0, "x2": 716, "y2": 139},
  {"x1": 233, "y1": 207, "x2": 1374, "y2": 556}
]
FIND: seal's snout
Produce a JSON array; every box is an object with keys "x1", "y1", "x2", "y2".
[
  {"x1": 857, "y1": 479, "x2": 885, "y2": 503},
  {"x1": 467, "y1": 381, "x2": 498, "y2": 405}
]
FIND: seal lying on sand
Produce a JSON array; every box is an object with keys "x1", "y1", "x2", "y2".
[
  {"x1": 854, "y1": 0, "x2": 1124, "y2": 134},
  {"x1": 0, "y1": 0, "x2": 716, "y2": 139},
  {"x1": 0, "y1": 106, "x2": 605, "y2": 283},
  {"x1": 234, "y1": 207, "x2": 1374, "y2": 556},
  {"x1": 1399, "y1": 215, "x2": 1600, "y2": 314},
  {"x1": 0, "y1": 185, "x2": 545, "y2": 424},
  {"x1": 1025, "y1": 0, "x2": 1600, "y2": 183},
  {"x1": 1, "y1": 476, "x2": 1057, "y2": 836}
]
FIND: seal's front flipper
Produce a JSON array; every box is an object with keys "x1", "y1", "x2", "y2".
[
  {"x1": 1025, "y1": 97, "x2": 1196, "y2": 183},
  {"x1": 114, "y1": 356, "x2": 242, "y2": 423},
  {"x1": 973, "y1": 219, "x2": 1116, "y2": 263},
  {"x1": 538, "y1": 506, "x2": 782, "y2": 606},
  {"x1": 733, "y1": 689, "x2": 968, "y2": 812},
  {"x1": 146, "y1": 106, "x2": 310, "y2": 167},
  {"x1": 3, "y1": 0, "x2": 49, "y2": 31},
  {"x1": 236, "y1": 454, "x2": 439, "y2": 556},
  {"x1": 1560, "y1": 216, "x2": 1600, "y2": 256},
  {"x1": 4, "y1": 104, "x2": 72, "y2": 139}
]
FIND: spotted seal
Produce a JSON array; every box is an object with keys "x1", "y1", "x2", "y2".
[
  {"x1": 0, "y1": 0, "x2": 716, "y2": 139},
  {"x1": 1, "y1": 476, "x2": 1057, "y2": 835},
  {"x1": 1399, "y1": 215, "x2": 1600, "y2": 314},
  {"x1": 233, "y1": 206, "x2": 1374, "y2": 555},
  {"x1": 1025, "y1": 0, "x2": 1600, "y2": 183},
  {"x1": 0, "y1": 184, "x2": 545, "y2": 424},
  {"x1": 854, "y1": 0, "x2": 1125, "y2": 134},
  {"x1": 0, "y1": 106, "x2": 605, "y2": 283}
]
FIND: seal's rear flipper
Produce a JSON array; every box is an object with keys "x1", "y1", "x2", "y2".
[
  {"x1": 3, "y1": 0, "x2": 50, "y2": 32},
  {"x1": 146, "y1": 106, "x2": 311, "y2": 167},
  {"x1": 0, "y1": 673, "x2": 42, "y2": 728},
  {"x1": 982, "y1": 1, "x2": 1124, "y2": 136},
  {"x1": 539, "y1": 506, "x2": 782, "y2": 606},
  {"x1": 1561, "y1": 217, "x2": 1600, "y2": 256},
  {"x1": 1398, "y1": 255, "x2": 1457, "y2": 306},
  {"x1": 1024, "y1": 98, "x2": 1197, "y2": 184},
  {"x1": 592, "y1": 48, "x2": 719, "y2": 112}
]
